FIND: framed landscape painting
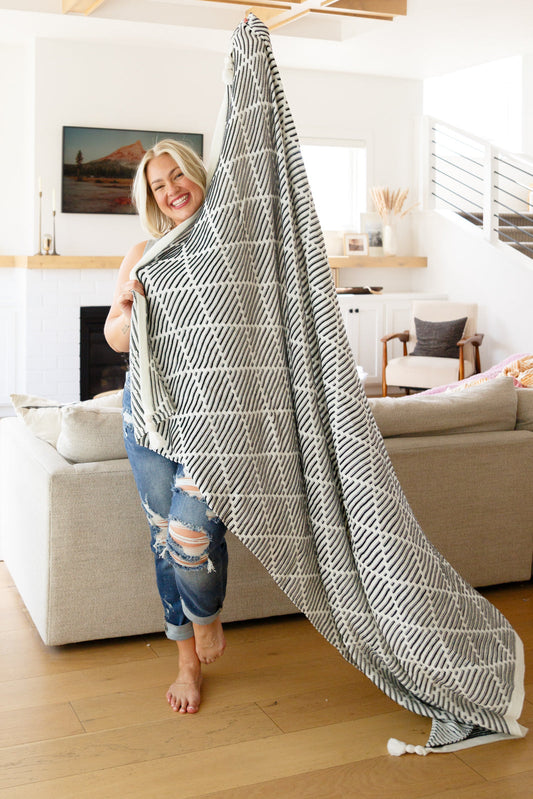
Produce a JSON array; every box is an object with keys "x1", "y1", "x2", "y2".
[{"x1": 62, "y1": 126, "x2": 203, "y2": 214}]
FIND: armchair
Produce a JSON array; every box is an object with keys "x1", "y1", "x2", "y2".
[{"x1": 381, "y1": 301, "x2": 484, "y2": 396}]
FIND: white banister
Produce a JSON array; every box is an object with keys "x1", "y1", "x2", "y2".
[{"x1": 425, "y1": 116, "x2": 533, "y2": 260}]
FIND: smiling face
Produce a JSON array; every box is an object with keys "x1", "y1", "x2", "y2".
[{"x1": 146, "y1": 152, "x2": 205, "y2": 228}]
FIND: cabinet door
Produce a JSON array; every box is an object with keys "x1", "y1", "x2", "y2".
[
  {"x1": 338, "y1": 299, "x2": 383, "y2": 382},
  {"x1": 384, "y1": 300, "x2": 413, "y2": 359}
]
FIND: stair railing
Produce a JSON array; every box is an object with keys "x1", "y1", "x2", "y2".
[{"x1": 423, "y1": 117, "x2": 533, "y2": 259}]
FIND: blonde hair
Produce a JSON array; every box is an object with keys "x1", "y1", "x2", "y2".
[{"x1": 132, "y1": 139, "x2": 207, "y2": 238}]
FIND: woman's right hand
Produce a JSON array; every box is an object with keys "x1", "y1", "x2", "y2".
[
  {"x1": 117, "y1": 279, "x2": 145, "y2": 320},
  {"x1": 105, "y1": 241, "x2": 148, "y2": 353}
]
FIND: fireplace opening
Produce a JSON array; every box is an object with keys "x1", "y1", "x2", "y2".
[{"x1": 80, "y1": 306, "x2": 128, "y2": 400}]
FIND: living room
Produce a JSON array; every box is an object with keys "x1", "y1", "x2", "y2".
[{"x1": 0, "y1": 1, "x2": 532, "y2": 796}]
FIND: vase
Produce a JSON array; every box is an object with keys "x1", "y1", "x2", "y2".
[{"x1": 382, "y1": 215, "x2": 398, "y2": 256}]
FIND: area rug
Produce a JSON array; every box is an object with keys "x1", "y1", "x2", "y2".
[{"x1": 128, "y1": 15, "x2": 526, "y2": 754}]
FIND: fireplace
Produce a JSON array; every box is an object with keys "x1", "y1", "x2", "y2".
[{"x1": 80, "y1": 306, "x2": 128, "y2": 400}]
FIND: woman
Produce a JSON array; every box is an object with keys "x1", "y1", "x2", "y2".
[{"x1": 105, "y1": 140, "x2": 227, "y2": 715}]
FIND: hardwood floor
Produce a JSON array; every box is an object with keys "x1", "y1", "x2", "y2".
[{"x1": 0, "y1": 562, "x2": 531, "y2": 798}]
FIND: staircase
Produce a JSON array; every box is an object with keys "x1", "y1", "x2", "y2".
[
  {"x1": 457, "y1": 213, "x2": 533, "y2": 258},
  {"x1": 425, "y1": 118, "x2": 533, "y2": 260}
]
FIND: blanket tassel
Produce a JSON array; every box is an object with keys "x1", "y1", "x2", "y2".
[
  {"x1": 144, "y1": 417, "x2": 167, "y2": 450},
  {"x1": 387, "y1": 738, "x2": 429, "y2": 757}
]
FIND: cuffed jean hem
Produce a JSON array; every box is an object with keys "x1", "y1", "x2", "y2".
[
  {"x1": 165, "y1": 620, "x2": 194, "y2": 641},
  {"x1": 181, "y1": 600, "x2": 222, "y2": 626}
]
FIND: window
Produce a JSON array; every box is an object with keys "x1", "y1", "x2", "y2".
[{"x1": 300, "y1": 139, "x2": 367, "y2": 231}]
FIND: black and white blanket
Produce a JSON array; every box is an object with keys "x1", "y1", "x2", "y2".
[{"x1": 129, "y1": 15, "x2": 526, "y2": 754}]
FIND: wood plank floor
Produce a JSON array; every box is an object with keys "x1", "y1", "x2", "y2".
[{"x1": 0, "y1": 562, "x2": 531, "y2": 798}]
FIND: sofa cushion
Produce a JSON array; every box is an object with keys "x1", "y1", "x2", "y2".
[
  {"x1": 56, "y1": 406, "x2": 126, "y2": 463},
  {"x1": 411, "y1": 316, "x2": 467, "y2": 359},
  {"x1": 369, "y1": 376, "x2": 518, "y2": 438},
  {"x1": 10, "y1": 391, "x2": 125, "y2": 460},
  {"x1": 516, "y1": 388, "x2": 533, "y2": 432}
]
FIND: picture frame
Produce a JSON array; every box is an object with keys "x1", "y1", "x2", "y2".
[
  {"x1": 61, "y1": 126, "x2": 203, "y2": 215},
  {"x1": 360, "y1": 212, "x2": 383, "y2": 255},
  {"x1": 344, "y1": 232, "x2": 369, "y2": 256}
]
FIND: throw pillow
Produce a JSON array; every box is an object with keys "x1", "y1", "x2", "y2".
[
  {"x1": 56, "y1": 406, "x2": 126, "y2": 463},
  {"x1": 10, "y1": 390, "x2": 124, "y2": 449},
  {"x1": 411, "y1": 316, "x2": 467, "y2": 359},
  {"x1": 10, "y1": 394, "x2": 64, "y2": 446}
]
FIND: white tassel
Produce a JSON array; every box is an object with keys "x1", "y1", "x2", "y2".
[
  {"x1": 387, "y1": 738, "x2": 429, "y2": 757},
  {"x1": 207, "y1": 558, "x2": 216, "y2": 573},
  {"x1": 222, "y1": 55, "x2": 234, "y2": 85},
  {"x1": 148, "y1": 429, "x2": 167, "y2": 449}
]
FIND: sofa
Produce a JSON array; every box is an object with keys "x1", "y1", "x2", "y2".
[{"x1": 1, "y1": 376, "x2": 532, "y2": 646}]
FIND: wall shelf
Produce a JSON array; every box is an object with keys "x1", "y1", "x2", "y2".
[
  {"x1": 329, "y1": 255, "x2": 427, "y2": 287},
  {"x1": 0, "y1": 255, "x2": 122, "y2": 269},
  {"x1": 0, "y1": 253, "x2": 428, "y2": 271},
  {"x1": 329, "y1": 255, "x2": 427, "y2": 269}
]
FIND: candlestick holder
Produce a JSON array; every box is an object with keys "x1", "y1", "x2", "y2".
[
  {"x1": 51, "y1": 210, "x2": 59, "y2": 255},
  {"x1": 37, "y1": 190, "x2": 43, "y2": 255},
  {"x1": 42, "y1": 233, "x2": 52, "y2": 255}
]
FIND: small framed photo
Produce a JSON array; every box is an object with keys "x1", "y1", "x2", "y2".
[
  {"x1": 344, "y1": 232, "x2": 369, "y2": 256},
  {"x1": 360, "y1": 212, "x2": 383, "y2": 255}
]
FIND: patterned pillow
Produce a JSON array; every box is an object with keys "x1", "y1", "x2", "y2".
[{"x1": 411, "y1": 316, "x2": 467, "y2": 359}]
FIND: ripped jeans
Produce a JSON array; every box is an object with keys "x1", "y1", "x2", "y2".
[{"x1": 123, "y1": 376, "x2": 228, "y2": 641}]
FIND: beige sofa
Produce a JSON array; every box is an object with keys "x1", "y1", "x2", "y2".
[{"x1": 1, "y1": 377, "x2": 532, "y2": 645}]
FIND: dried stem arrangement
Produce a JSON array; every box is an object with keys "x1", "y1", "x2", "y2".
[{"x1": 370, "y1": 187, "x2": 417, "y2": 219}]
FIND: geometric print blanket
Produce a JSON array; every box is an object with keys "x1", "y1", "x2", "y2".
[{"x1": 128, "y1": 15, "x2": 526, "y2": 753}]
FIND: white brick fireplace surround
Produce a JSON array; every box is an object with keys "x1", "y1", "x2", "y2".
[{"x1": 0, "y1": 259, "x2": 121, "y2": 416}]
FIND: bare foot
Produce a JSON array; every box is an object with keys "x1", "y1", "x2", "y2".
[
  {"x1": 193, "y1": 617, "x2": 226, "y2": 664},
  {"x1": 167, "y1": 638, "x2": 202, "y2": 714},
  {"x1": 166, "y1": 671, "x2": 203, "y2": 714}
]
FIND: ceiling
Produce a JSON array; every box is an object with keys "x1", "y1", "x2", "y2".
[{"x1": 1, "y1": 0, "x2": 533, "y2": 79}]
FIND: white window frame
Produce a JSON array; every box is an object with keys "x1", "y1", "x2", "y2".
[{"x1": 300, "y1": 137, "x2": 368, "y2": 232}]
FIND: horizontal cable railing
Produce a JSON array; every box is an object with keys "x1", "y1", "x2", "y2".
[
  {"x1": 493, "y1": 154, "x2": 533, "y2": 258},
  {"x1": 426, "y1": 117, "x2": 533, "y2": 260}
]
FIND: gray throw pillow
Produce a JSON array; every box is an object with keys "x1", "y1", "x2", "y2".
[{"x1": 411, "y1": 316, "x2": 467, "y2": 359}]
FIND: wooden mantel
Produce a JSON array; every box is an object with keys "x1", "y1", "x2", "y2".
[{"x1": 0, "y1": 255, "x2": 123, "y2": 270}]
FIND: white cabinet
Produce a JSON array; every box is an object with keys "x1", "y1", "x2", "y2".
[
  {"x1": 338, "y1": 298, "x2": 383, "y2": 382},
  {"x1": 337, "y1": 293, "x2": 446, "y2": 386}
]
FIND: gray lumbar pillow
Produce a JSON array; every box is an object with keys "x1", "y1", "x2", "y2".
[{"x1": 411, "y1": 316, "x2": 467, "y2": 359}]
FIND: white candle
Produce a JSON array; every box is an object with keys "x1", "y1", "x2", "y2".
[
  {"x1": 52, "y1": 189, "x2": 56, "y2": 212},
  {"x1": 38, "y1": 176, "x2": 42, "y2": 193}
]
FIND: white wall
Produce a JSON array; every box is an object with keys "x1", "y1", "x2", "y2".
[
  {"x1": 522, "y1": 54, "x2": 533, "y2": 156},
  {"x1": 0, "y1": 34, "x2": 422, "y2": 404},
  {"x1": 420, "y1": 55, "x2": 533, "y2": 368},
  {"x1": 25, "y1": 38, "x2": 421, "y2": 260},
  {"x1": 0, "y1": 42, "x2": 35, "y2": 255},
  {"x1": 33, "y1": 37, "x2": 227, "y2": 257},
  {"x1": 423, "y1": 56, "x2": 524, "y2": 153},
  {"x1": 413, "y1": 212, "x2": 533, "y2": 365},
  {"x1": 283, "y1": 68, "x2": 423, "y2": 292}
]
